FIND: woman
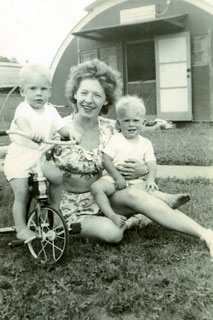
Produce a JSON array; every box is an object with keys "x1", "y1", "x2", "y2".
[{"x1": 53, "y1": 59, "x2": 213, "y2": 259}]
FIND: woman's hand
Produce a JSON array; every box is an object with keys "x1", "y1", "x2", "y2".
[{"x1": 116, "y1": 158, "x2": 148, "y2": 180}]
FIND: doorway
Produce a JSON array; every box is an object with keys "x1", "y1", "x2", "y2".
[{"x1": 126, "y1": 40, "x2": 156, "y2": 118}]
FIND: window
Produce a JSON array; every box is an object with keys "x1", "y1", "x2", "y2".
[
  {"x1": 80, "y1": 50, "x2": 98, "y2": 63},
  {"x1": 99, "y1": 47, "x2": 118, "y2": 70},
  {"x1": 192, "y1": 35, "x2": 209, "y2": 67},
  {"x1": 127, "y1": 41, "x2": 155, "y2": 82},
  {"x1": 80, "y1": 47, "x2": 118, "y2": 70}
]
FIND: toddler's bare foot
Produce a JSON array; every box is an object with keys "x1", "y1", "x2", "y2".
[
  {"x1": 167, "y1": 193, "x2": 191, "y2": 209},
  {"x1": 16, "y1": 228, "x2": 37, "y2": 242},
  {"x1": 112, "y1": 214, "x2": 127, "y2": 228}
]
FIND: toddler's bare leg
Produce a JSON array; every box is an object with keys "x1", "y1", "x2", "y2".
[
  {"x1": 91, "y1": 179, "x2": 127, "y2": 228},
  {"x1": 42, "y1": 162, "x2": 63, "y2": 210},
  {"x1": 10, "y1": 178, "x2": 36, "y2": 241}
]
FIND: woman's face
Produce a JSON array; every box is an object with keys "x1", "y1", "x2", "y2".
[{"x1": 74, "y1": 78, "x2": 107, "y2": 118}]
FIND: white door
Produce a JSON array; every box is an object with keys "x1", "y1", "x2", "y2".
[{"x1": 155, "y1": 32, "x2": 192, "y2": 121}]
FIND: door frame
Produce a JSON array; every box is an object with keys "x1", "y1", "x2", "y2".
[{"x1": 155, "y1": 31, "x2": 192, "y2": 121}]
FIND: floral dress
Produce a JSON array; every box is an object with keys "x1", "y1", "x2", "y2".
[{"x1": 53, "y1": 114, "x2": 117, "y2": 224}]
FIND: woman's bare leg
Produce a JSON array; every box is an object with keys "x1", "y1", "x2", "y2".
[
  {"x1": 133, "y1": 182, "x2": 190, "y2": 209},
  {"x1": 110, "y1": 188, "x2": 213, "y2": 258},
  {"x1": 76, "y1": 215, "x2": 125, "y2": 243},
  {"x1": 111, "y1": 188, "x2": 203, "y2": 236}
]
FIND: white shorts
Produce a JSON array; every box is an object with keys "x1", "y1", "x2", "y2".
[
  {"x1": 102, "y1": 174, "x2": 146, "y2": 187},
  {"x1": 4, "y1": 144, "x2": 45, "y2": 181}
]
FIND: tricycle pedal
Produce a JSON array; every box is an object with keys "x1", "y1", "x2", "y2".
[{"x1": 8, "y1": 240, "x2": 24, "y2": 247}]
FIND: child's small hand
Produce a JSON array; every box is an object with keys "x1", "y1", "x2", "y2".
[
  {"x1": 145, "y1": 178, "x2": 158, "y2": 192},
  {"x1": 115, "y1": 176, "x2": 127, "y2": 190},
  {"x1": 69, "y1": 129, "x2": 81, "y2": 144},
  {"x1": 31, "y1": 132, "x2": 44, "y2": 144}
]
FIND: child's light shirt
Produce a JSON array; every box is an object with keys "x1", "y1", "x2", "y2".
[
  {"x1": 102, "y1": 132, "x2": 156, "y2": 184},
  {"x1": 103, "y1": 132, "x2": 156, "y2": 166},
  {"x1": 4, "y1": 101, "x2": 65, "y2": 180}
]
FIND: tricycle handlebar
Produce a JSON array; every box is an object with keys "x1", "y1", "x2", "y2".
[{"x1": 0, "y1": 130, "x2": 76, "y2": 145}]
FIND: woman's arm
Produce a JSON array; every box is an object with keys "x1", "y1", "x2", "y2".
[
  {"x1": 58, "y1": 126, "x2": 81, "y2": 143},
  {"x1": 116, "y1": 158, "x2": 148, "y2": 180}
]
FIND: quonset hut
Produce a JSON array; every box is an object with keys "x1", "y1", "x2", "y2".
[{"x1": 50, "y1": 0, "x2": 213, "y2": 122}]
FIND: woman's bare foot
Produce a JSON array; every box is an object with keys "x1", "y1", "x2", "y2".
[
  {"x1": 201, "y1": 229, "x2": 213, "y2": 261},
  {"x1": 166, "y1": 193, "x2": 191, "y2": 209},
  {"x1": 125, "y1": 214, "x2": 152, "y2": 230},
  {"x1": 16, "y1": 228, "x2": 37, "y2": 242}
]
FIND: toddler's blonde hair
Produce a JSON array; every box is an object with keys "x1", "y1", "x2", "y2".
[
  {"x1": 116, "y1": 95, "x2": 146, "y2": 119},
  {"x1": 19, "y1": 63, "x2": 52, "y2": 86}
]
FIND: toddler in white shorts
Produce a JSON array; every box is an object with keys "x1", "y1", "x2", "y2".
[
  {"x1": 4, "y1": 63, "x2": 76, "y2": 242},
  {"x1": 91, "y1": 95, "x2": 190, "y2": 229}
]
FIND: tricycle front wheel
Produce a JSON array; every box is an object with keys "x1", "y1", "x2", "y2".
[{"x1": 27, "y1": 205, "x2": 69, "y2": 264}]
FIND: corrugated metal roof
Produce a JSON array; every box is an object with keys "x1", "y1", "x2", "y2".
[{"x1": 0, "y1": 63, "x2": 22, "y2": 88}]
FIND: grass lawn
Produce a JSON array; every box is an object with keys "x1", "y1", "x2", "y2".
[
  {"x1": 1, "y1": 125, "x2": 213, "y2": 166},
  {"x1": 142, "y1": 125, "x2": 213, "y2": 166},
  {"x1": 0, "y1": 173, "x2": 213, "y2": 320}
]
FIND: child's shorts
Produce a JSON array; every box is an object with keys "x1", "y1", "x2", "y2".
[
  {"x1": 101, "y1": 174, "x2": 146, "y2": 187},
  {"x1": 4, "y1": 145, "x2": 45, "y2": 181}
]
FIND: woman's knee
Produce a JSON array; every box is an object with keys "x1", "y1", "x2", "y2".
[
  {"x1": 125, "y1": 187, "x2": 150, "y2": 204},
  {"x1": 110, "y1": 187, "x2": 151, "y2": 216},
  {"x1": 101, "y1": 223, "x2": 123, "y2": 244},
  {"x1": 48, "y1": 168, "x2": 63, "y2": 185},
  {"x1": 81, "y1": 217, "x2": 123, "y2": 244},
  {"x1": 107, "y1": 231, "x2": 123, "y2": 244},
  {"x1": 115, "y1": 188, "x2": 139, "y2": 207}
]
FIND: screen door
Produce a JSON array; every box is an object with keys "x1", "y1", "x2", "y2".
[{"x1": 155, "y1": 32, "x2": 192, "y2": 121}]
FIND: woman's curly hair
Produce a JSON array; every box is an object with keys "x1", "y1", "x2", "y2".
[{"x1": 65, "y1": 59, "x2": 123, "y2": 114}]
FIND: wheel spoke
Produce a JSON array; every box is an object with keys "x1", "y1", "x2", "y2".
[
  {"x1": 38, "y1": 241, "x2": 48, "y2": 261},
  {"x1": 45, "y1": 238, "x2": 64, "y2": 253},
  {"x1": 54, "y1": 234, "x2": 66, "y2": 240}
]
